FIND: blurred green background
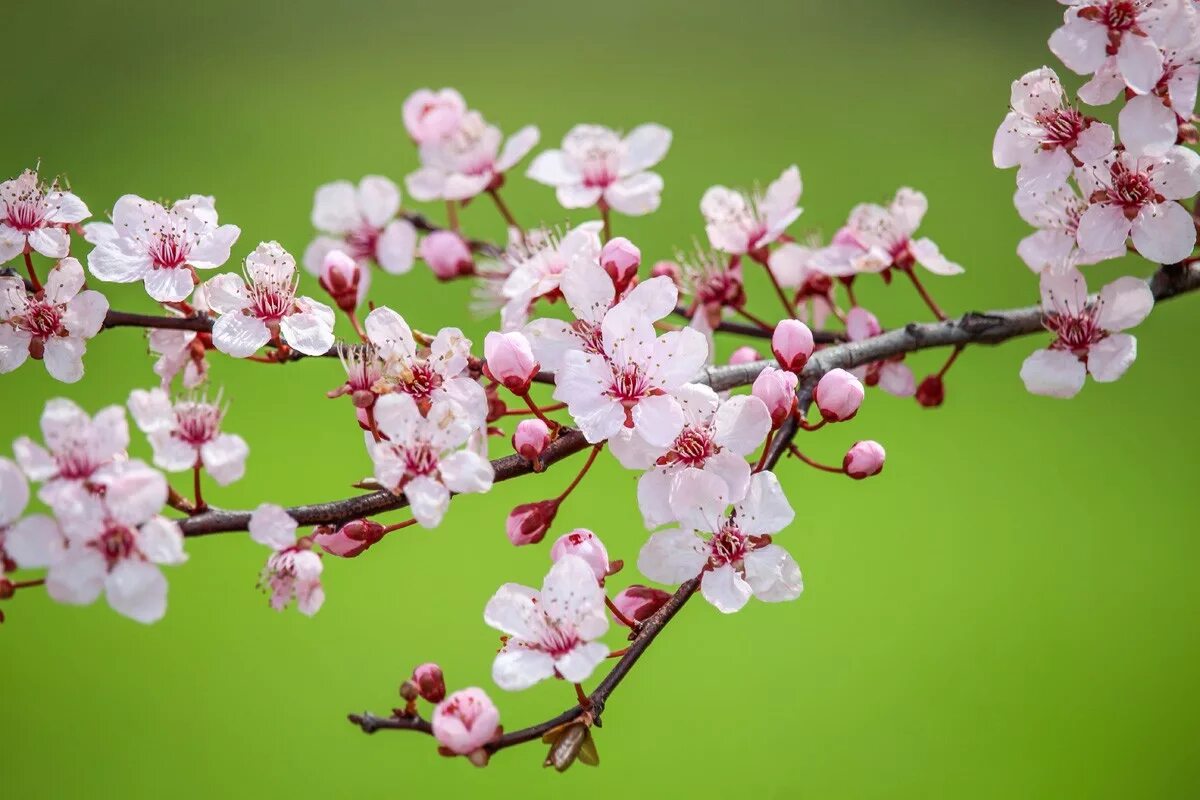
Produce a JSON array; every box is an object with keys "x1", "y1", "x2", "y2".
[{"x1": 3, "y1": 0, "x2": 1198, "y2": 797}]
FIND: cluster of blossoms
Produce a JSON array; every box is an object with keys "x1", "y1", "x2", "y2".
[{"x1": 2, "y1": 11, "x2": 1197, "y2": 766}]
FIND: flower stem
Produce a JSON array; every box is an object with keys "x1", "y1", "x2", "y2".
[
  {"x1": 11, "y1": 578, "x2": 45, "y2": 591},
  {"x1": 556, "y1": 444, "x2": 603, "y2": 503},
  {"x1": 599, "y1": 202, "x2": 612, "y2": 243},
  {"x1": 446, "y1": 200, "x2": 460, "y2": 233},
  {"x1": 903, "y1": 266, "x2": 946, "y2": 321},
  {"x1": 604, "y1": 595, "x2": 638, "y2": 628},
  {"x1": 731, "y1": 305, "x2": 777, "y2": 334},
  {"x1": 754, "y1": 430, "x2": 776, "y2": 473},
  {"x1": 381, "y1": 519, "x2": 417, "y2": 535},
  {"x1": 761, "y1": 259, "x2": 798, "y2": 319},
  {"x1": 607, "y1": 647, "x2": 629, "y2": 658},
  {"x1": 519, "y1": 392, "x2": 562, "y2": 430},
  {"x1": 487, "y1": 188, "x2": 521, "y2": 234},
  {"x1": 787, "y1": 445, "x2": 843, "y2": 474},
  {"x1": 193, "y1": 463, "x2": 207, "y2": 512},
  {"x1": 345, "y1": 310, "x2": 367, "y2": 343},
  {"x1": 23, "y1": 251, "x2": 42, "y2": 293},
  {"x1": 501, "y1": 402, "x2": 566, "y2": 417},
  {"x1": 573, "y1": 682, "x2": 591, "y2": 710},
  {"x1": 936, "y1": 344, "x2": 965, "y2": 378}
]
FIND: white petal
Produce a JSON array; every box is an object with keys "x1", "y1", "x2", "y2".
[
  {"x1": 649, "y1": 327, "x2": 709, "y2": 390},
  {"x1": 620, "y1": 124, "x2": 672, "y2": 174},
  {"x1": 364, "y1": 306, "x2": 416, "y2": 360},
  {"x1": 1048, "y1": 15, "x2": 1109, "y2": 75},
  {"x1": 554, "y1": 642, "x2": 610, "y2": 684},
  {"x1": 1097, "y1": 276, "x2": 1154, "y2": 331},
  {"x1": 667, "y1": 468, "x2": 730, "y2": 533},
  {"x1": 700, "y1": 564, "x2": 753, "y2": 613},
  {"x1": 555, "y1": 184, "x2": 603, "y2": 209},
  {"x1": 143, "y1": 267, "x2": 196, "y2": 303},
  {"x1": 63, "y1": 290, "x2": 109, "y2": 339},
  {"x1": 1087, "y1": 333, "x2": 1137, "y2": 382},
  {"x1": 702, "y1": 450, "x2": 753, "y2": 507},
  {"x1": 492, "y1": 647, "x2": 556, "y2": 691},
  {"x1": 136, "y1": 516, "x2": 187, "y2": 565},
  {"x1": 106, "y1": 560, "x2": 168, "y2": 624},
  {"x1": 279, "y1": 308, "x2": 335, "y2": 356},
  {"x1": 1130, "y1": 202, "x2": 1197, "y2": 264},
  {"x1": 357, "y1": 175, "x2": 401, "y2": 228},
  {"x1": 87, "y1": 244, "x2": 151, "y2": 284},
  {"x1": 28, "y1": 227, "x2": 69, "y2": 259},
  {"x1": 0, "y1": 325, "x2": 31, "y2": 374},
  {"x1": 376, "y1": 219, "x2": 417, "y2": 274},
  {"x1": 42, "y1": 337, "x2": 86, "y2": 383},
  {"x1": 1073, "y1": 121, "x2": 1115, "y2": 163},
  {"x1": 495, "y1": 125, "x2": 540, "y2": 172},
  {"x1": 636, "y1": 468, "x2": 678, "y2": 529},
  {"x1": 734, "y1": 471, "x2": 794, "y2": 537},
  {"x1": 526, "y1": 149, "x2": 579, "y2": 187},
  {"x1": 0, "y1": 458, "x2": 29, "y2": 525},
  {"x1": 1117, "y1": 31, "x2": 1164, "y2": 95},
  {"x1": 5, "y1": 514, "x2": 62, "y2": 568},
  {"x1": 95, "y1": 460, "x2": 167, "y2": 527},
  {"x1": 405, "y1": 475, "x2": 450, "y2": 528},
  {"x1": 44, "y1": 257, "x2": 85, "y2": 304},
  {"x1": 604, "y1": 172, "x2": 663, "y2": 216},
  {"x1": 202, "y1": 273, "x2": 250, "y2": 314},
  {"x1": 1076, "y1": 203, "x2": 1131, "y2": 255},
  {"x1": 743, "y1": 544, "x2": 803, "y2": 602},
  {"x1": 637, "y1": 527, "x2": 707, "y2": 584},
  {"x1": 484, "y1": 583, "x2": 544, "y2": 640},
  {"x1": 211, "y1": 313, "x2": 271, "y2": 358},
  {"x1": 187, "y1": 224, "x2": 240, "y2": 269},
  {"x1": 632, "y1": 394, "x2": 686, "y2": 449},
  {"x1": 439, "y1": 449, "x2": 494, "y2": 494},
  {"x1": 200, "y1": 434, "x2": 249, "y2": 486},
  {"x1": 1020, "y1": 348, "x2": 1087, "y2": 398},
  {"x1": 46, "y1": 546, "x2": 107, "y2": 606},
  {"x1": 1118, "y1": 95, "x2": 1176, "y2": 158},
  {"x1": 249, "y1": 503, "x2": 298, "y2": 550},
  {"x1": 712, "y1": 395, "x2": 771, "y2": 455},
  {"x1": 311, "y1": 180, "x2": 360, "y2": 233}
]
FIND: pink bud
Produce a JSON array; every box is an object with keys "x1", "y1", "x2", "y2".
[
  {"x1": 729, "y1": 346, "x2": 761, "y2": 365},
  {"x1": 419, "y1": 230, "x2": 474, "y2": 280},
  {"x1": 506, "y1": 499, "x2": 560, "y2": 546},
  {"x1": 611, "y1": 585, "x2": 671, "y2": 625},
  {"x1": 318, "y1": 250, "x2": 362, "y2": 313},
  {"x1": 915, "y1": 375, "x2": 945, "y2": 407},
  {"x1": 402, "y1": 88, "x2": 466, "y2": 145},
  {"x1": 600, "y1": 237, "x2": 641, "y2": 291},
  {"x1": 512, "y1": 419, "x2": 551, "y2": 463},
  {"x1": 549, "y1": 528, "x2": 610, "y2": 582},
  {"x1": 772, "y1": 319, "x2": 814, "y2": 372},
  {"x1": 651, "y1": 260, "x2": 681, "y2": 285},
  {"x1": 813, "y1": 368, "x2": 864, "y2": 422},
  {"x1": 432, "y1": 687, "x2": 501, "y2": 757},
  {"x1": 412, "y1": 662, "x2": 446, "y2": 703},
  {"x1": 843, "y1": 440, "x2": 885, "y2": 479},
  {"x1": 482, "y1": 331, "x2": 539, "y2": 395},
  {"x1": 313, "y1": 519, "x2": 385, "y2": 557},
  {"x1": 752, "y1": 367, "x2": 799, "y2": 429}
]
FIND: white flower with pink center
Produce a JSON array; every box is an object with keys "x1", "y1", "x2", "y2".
[
  {"x1": 700, "y1": 165, "x2": 803, "y2": 256},
  {"x1": 527, "y1": 123, "x2": 671, "y2": 215},
  {"x1": 813, "y1": 188, "x2": 963, "y2": 277},
  {"x1": 0, "y1": 257, "x2": 109, "y2": 383},
  {"x1": 406, "y1": 111, "x2": 539, "y2": 202},
  {"x1": 205, "y1": 241, "x2": 336, "y2": 358},
  {"x1": 86, "y1": 194, "x2": 240, "y2": 303},
  {"x1": 1020, "y1": 265, "x2": 1154, "y2": 398},
  {"x1": 1013, "y1": 182, "x2": 1125, "y2": 271},
  {"x1": 1049, "y1": 0, "x2": 1186, "y2": 95},
  {"x1": 552, "y1": 292, "x2": 709, "y2": 448},
  {"x1": 993, "y1": 67, "x2": 1115, "y2": 192},
  {"x1": 845, "y1": 307, "x2": 916, "y2": 397},
  {"x1": 127, "y1": 388, "x2": 249, "y2": 486},
  {"x1": 484, "y1": 554, "x2": 610, "y2": 690},
  {"x1": 637, "y1": 470, "x2": 801, "y2": 614},
  {"x1": 1077, "y1": 6, "x2": 1200, "y2": 109},
  {"x1": 13, "y1": 398, "x2": 129, "y2": 525},
  {"x1": 498, "y1": 222, "x2": 603, "y2": 331},
  {"x1": 0, "y1": 169, "x2": 89, "y2": 263},
  {"x1": 248, "y1": 503, "x2": 324, "y2": 616},
  {"x1": 363, "y1": 306, "x2": 486, "y2": 425},
  {"x1": 301, "y1": 175, "x2": 417, "y2": 277},
  {"x1": 609, "y1": 383, "x2": 771, "y2": 529},
  {"x1": 1075, "y1": 146, "x2": 1200, "y2": 264},
  {"x1": 367, "y1": 393, "x2": 494, "y2": 528}
]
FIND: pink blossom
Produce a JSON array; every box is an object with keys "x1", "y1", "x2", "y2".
[
  {"x1": 86, "y1": 194, "x2": 239, "y2": 303},
  {"x1": 512, "y1": 419, "x2": 551, "y2": 463},
  {"x1": 676, "y1": 247, "x2": 749, "y2": 334},
  {"x1": 0, "y1": 169, "x2": 89, "y2": 263},
  {"x1": 1075, "y1": 147, "x2": 1200, "y2": 264},
  {"x1": 527, "y1": 123, "x2": 671, "y2": 215},
  {"x1": 1020, "y1": 266, "x2": 1154, "y2": 398},
  {"x1": 845, "y1": 307, "x2": 915, "y2": 398},
  {"x1": 412, "y1": 663, "x2": 447, "y2": 703},
  {"x1": 313, "y1": 519, "x2": 384, "y2": 558},
  {"x1": 317, "y1": 249, "x2": 362, "y2": 313},
  {"x1": 752, "y1": 367, "x2": 798, "y2": 429},
  {"x1": 993, "y1": 67, "x2": 1115, "y2": 192},
  {"x1": 813, "y1": 188, "x2": 963, "y2": 277},
  {"x1": 147, "y1": 284, "x2": 211, "y2": 390},
  {"x1": 771, "y1": 319, "x2": 814, "y2": 372},
  {"x1": 484, "y1": 554, "x2": 610, "y2": 690},
  {"x1": 499, "y1": 222, "x2": 602, "y2": 331},
  {"x1": 813, "y1": 368, "x2": 865, "y2": 422},
  {"x1": 127, "y1": 388, "x2": 249, "y2": 486},
  {"x1": 0, "y1": 257, "x2": 109, "y2": 383},
  {"x1": 1013, "y1": 182, "x2": 1123, "y2": 271},
  {"x1": 420, "y1": 230, "x2": 473, "y2": 280},
  {"x1": 0, "y1": 456, "x2": 59, "y2": 573},
  {"x1": 368, "y1": 394, "x2": 494, "y2": 528},
  {"x1": 249, "y1": 503, "x2": 325, "y2": 615},
  {"x1": 506, "y1": 499, "x2": 560, "y2": 546},
  {"x1": 550, "y1": 529, "x2": 611, "y2": 582},
  {"x1": 651, "y1": 260, "x2": 682, "y2": 284},
  {"x1": 1049, "y1": 0, "x2": 1186, "y2": 95},
  {"x1": 407, "y1": 111, "x2": 539, "y2": 202},
  {"x1": 303, "y1": 176, "x2": 416, "y2": 276},
  {"x1": 432, "y1": 687, "x2": 500, "y2": 756},
  {"x1": 403, "y1": 88, "x2": 467, "y2": 145},
  {"x1": 483, "y1": 331, "x2": 539, "y2": 395},
  {"x1": 729, "y1": 346, "x2": 761, "y2": 365},
  {"x1": 610, "y1": 383, "x2": 771, "y2": 529},
  {"x1": 600, "y1": 236, "x2": 641, "y2": 292},
  {"x1": 610, "y1": 585, "x2": 671, "y2": 625},
  {"x1": 767, "y1": 242, "x2": 841, "y2": 329},
  {"x1": 206, "y1": 242, "x2": 336, "y2": 358},
  {"x1": 700, "y1": 165, "x2": 802, "y2": 256},
  {"x1": 638, "y1": 470, "x2": 801, "y2": 614},
  {"x1": 844, "y1": 440, "x2": 886, "y2": 479}
]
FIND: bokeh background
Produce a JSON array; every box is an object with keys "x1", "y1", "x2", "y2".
[{"x1": 3, "y1": 0, "x2": 1198, "y2": 796}]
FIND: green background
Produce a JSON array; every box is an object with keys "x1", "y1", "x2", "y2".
[{"x1": 3, "y1": 0, "x2": 1197, "y2": 796}]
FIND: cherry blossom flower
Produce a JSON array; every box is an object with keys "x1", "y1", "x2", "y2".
[
  {"x1": 549, "y1": 529, "x2": 611, "y2": 583},
  {"x1": 1049, "y1": 0, "x2": 1187, "y2": 95},
  {"x1": 248, "y1": 503, "x2": 324, "y2": 616},
  {"x1": 363, "y1": 306, "x2": 486, "y2": 423},
  {"x1": 846, "y1": 307, "x2": 916, "y2": 397},
  {"x1": 484, "y1": 554, "x2": 610, "y2": 690},
  {"x1": 1020, "y1": 265, "x2": 1154, "y2": 398},
  {"x1": 993, "y1": 67, "x2": 1115, "y2": 191},
  {"x1": 406, "y1": 111, "x2": 539, "y2": 202},
  {"x1": 403, "y1": 88, "x2": 467, "y2": 145},
  {"x1": 700, "y1": 165, "x2": 803, "y2": 257},
  {"x1": 552, "y1": 290, "x2": 709, "y2": 447},
  {"x1": 637, "y1": 470, "x2": 801, "y2": 614},
  {"x1": 527, "y1": 123, "x2": 671, "y2": 215},
  {"x1": 1075, "y1": 146, "x2": 1200, "y2": 264},
  {"x1": 1013, "y1": 182, "x2": 1123, "y2": 270},
  {"x1": 86, "y1": 194, "x2": 240, "y2": 303},
  {"x1": 205, "y1": 241, "x2": 336, "y2": 358},
  {"x1": 127, "y1": 388, "x2": 249, "y2": 486},
  {"x1": 13, "y1": 399, "x2": 128, "y2": 524},
  {"x1": 0, "y1": 169, "x2": 89, "y2": 263},
  {"x1": 813, "y1": 189, "x2": 963, "y2": 277},
  {"x1": 368, "y1": 393, "x2": 494, "y2": 528},
  {"x1": 0, "y1": 257, "x2": 109, "y2": 383},
  {"x1": 302, "y1": 176, "x2": 416, "y2": 276},
  {"x1": 498, "y1": 222, "x2": 602, "y2": 331},
  {"x1": 609, "y1": 383, "x2": 770, "y2": 529},
  {"x1": 674, "y1": 247, "x2": 746, "y2": 329},
  {"x1": 767, "y1": 241, "x2": 841, "y2": 329},
  {"x1": 432, "y1": 687, "x2": 501, "y2": 758},
  {"x1": 147, "y1": 284, "x2": 211, "y2": 389}
]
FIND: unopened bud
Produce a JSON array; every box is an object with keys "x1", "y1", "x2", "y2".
[
  {"x1": 506, "y1": 499, "x2": 560, "y2": 546},
  {"x1": 314, "y1": 518, "x2": 385, "y2": 557},
  {"x1": 600, "y1": 237, "x2": 641, "y2": 292},
  {"x1": 399, "y1": 680, "x2": 420, "y2": 702},
  {"x1": 752, "y1": 366, "x2": 799, "y2": 429},
  {"x1": 915, "y1": 374, "x2": 945, "y2": 407},
  {"x1": 813, "y1": 368, "x2": 864, "y2": 422},
  {"x1": 412, "y1": 662, "x2": 446, "y2": 703},
  {"x1": 611, "y1": 585, "x2": 670, "y2": 625},
  {"x1": 420, "y1": 230, "x2": 474, "y2": 280},
  {"x1": 729, "y1": 346, "x2": 760, "y2": 365},
  {"x1": 843, "y1": 440, "x2": 885, "y2": 479},
  {"x1": 318, "y1": 249, "x2": 361, "y2": 313},
  {"x1": 513, "y1": 419, "x2": 551, "y2": 464},
  {"x1": 771, "y1": 319, "x2": 814, "y2": 372},
  {"x1": 549, "y1": 529, "x2": 610, "y2": 582},
  {"x1": 483, "y1": 331, "x2": 540, "y2": 395},
  {"x1": 650, "y1": 260, "x2": 681, "y2": 285},
  {"x1": 0, "y1": 578, "x2": 13, "y2": 600}
]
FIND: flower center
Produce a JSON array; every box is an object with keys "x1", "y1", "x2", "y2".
[
  {"x1": 1046, "y1": 300, "x2": 1106, "y2": 355},
  {"x1": 606, "y1": 363, "x2": 651, "y2": 405},
  {"x1": 344, "y1": 224, "x2": 379, "y2": 262},
  {"x1": 94, "y1": 524, "x2": 136, "y2": 569},
  {"x1": 1106, "y1": 162, "x2": 1156, "y2": 211},
  {"x1": 443, "y1": 695, "x2": 484, "y2": 727},
  {"x1": 397, "y1": 362, "x2": 444, "y2": 402},
  {"x1": 173, "y1": 402, "x2": 222, "y2": 446},
  {"x1": 18, "y1": 300, "x2": 63, "y2": 338},
  {"x1": 1104, "y1": 1, "x2": 1138, "y2": 31},
  {"x1": 400, "y1": 442, "x2": 440, "y2": 479},
  {"x1": 5, "y1": 195, "x2": 48, "y2": 232},
  {"x1": 149, "y1": 232, "x2": 190, "y2": 269},
  {"x1": 247, "y1": 276, "x2": 298, "y2": 322},
  {"x1": 537, "y1": 624, "x2": 583, "y2": 659},
  {"x1": 708, "y1": 523, "x2": 748, "y2": 568},
  {"x1": 570, "y1": 320, "x2": 605, "y2": 357},
  {"x1": 1035, "y1": 107, "x2": 1085, "y2": 149},
  {"x1": 659, "y1": 424, "x2": 718, "y2": 468},
  {"x1": 55, "y1": 441, "x2": 102, "y2": 481}
]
